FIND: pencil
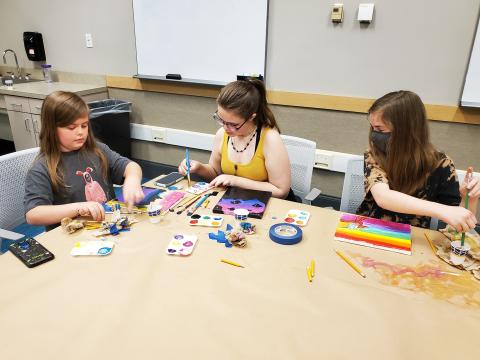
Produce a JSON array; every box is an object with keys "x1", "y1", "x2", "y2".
[
  {"x1": 307, "y1": 266, "x2": 312, "y2": 282},
  {"x1": 221, "y1": 259, "x2": 244, "y2": 268},
  {"x1": 203, "y1": 199, "x2": 210, "y2": 208},
  {"x1": 335, "y1": 250, "x2": 366, "y2": 278},
  {"x1": 310, "y1": 259, "x2": 315, "y2": 277},
  {"x1": 186, "y1": 147, "x2": 191, "y2": 188},
  {"x1": 423, "y1": 232, "x2": 437, "y2": 256}
]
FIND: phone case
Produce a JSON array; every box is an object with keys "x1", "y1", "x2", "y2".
[
  {"x1": 155, "y1": 172, "x2": 184, "y2": 187},
  {"x1": 9, "y1": 237, "x2": 54, "y2": 268}
]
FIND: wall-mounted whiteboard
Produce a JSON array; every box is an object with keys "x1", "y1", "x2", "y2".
[
  {"x1": 132, "y1": 0, "x2": 268, "y2": 85},
  {"x1": 461, "y1": 17, "x2": 480, "y2": 107}
]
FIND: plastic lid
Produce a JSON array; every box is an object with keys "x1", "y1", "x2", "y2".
[{"x1": 41, "y1": 64, "x2": 52, "y2": 68}]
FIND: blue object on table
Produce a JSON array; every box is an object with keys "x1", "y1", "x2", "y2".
[{"x1": 269, "y1": 223, "x2": 303, "y2": 245}]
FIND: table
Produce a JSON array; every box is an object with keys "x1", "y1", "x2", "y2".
[{"x1": 1, "y1": 183, "x2": 479, "y2": 360}]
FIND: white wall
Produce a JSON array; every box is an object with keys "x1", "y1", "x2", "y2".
[{"x1": 1, "y1": 0, "x2": 479, "y2": 105}]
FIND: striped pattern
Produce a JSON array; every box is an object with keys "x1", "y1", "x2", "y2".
[{"x1": 335, "y1": 214, "x2": 412, "y2": 255}]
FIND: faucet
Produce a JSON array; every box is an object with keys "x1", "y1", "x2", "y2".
[{"x1": 2, "y1": 49, "x2": 22, "y2": 79}]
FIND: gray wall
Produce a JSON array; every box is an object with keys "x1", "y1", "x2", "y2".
[
  {"x1": 1, "y1": 0, "x2": 480, "y2": 197},
  {"x1": 1, "y1": 0, "x2": 479, "y2": 105}
]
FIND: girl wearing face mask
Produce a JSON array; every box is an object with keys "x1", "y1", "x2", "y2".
[{"x1": 357, "y1": 90, "x2": 479, "y2": 232}]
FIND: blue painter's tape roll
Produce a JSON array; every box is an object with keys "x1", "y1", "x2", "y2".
[{"x1": 269, "y1": 223, "x2": 303, "y2": 245}]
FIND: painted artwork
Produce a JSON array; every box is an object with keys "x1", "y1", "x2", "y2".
[
  {"x1": 213, "y1": 187, "x2": 272, "y2": 219},
  {"x1": 335, "y1": 214, "x2": 412, "y2": 255}
]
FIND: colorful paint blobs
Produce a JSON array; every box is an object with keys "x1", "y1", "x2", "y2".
[
  {"x1": 186, "y1": 182, "x2": 211, "y2": 195},
  {"x1": 283, "y1": 209, "x2": 310, "y2": 226},
  {"x1": 165, "y1": 234, "x2": 198, "y2": 256},
  {"x1": 351, "y1": 253, "x2": 480, "y2": 308},
  {"x1": 335, "y1": 214, "x2": 412, "y2": 255},
  {"x1": 189, "y1": 214, "x2": 224, "y2": 227}
]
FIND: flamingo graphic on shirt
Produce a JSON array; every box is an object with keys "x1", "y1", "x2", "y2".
[{"x1": 76, "y1": 167, "x2": 107, "y2": 203}]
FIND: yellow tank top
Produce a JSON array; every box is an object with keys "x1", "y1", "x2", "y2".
[{"x1": 221, "y1": 128, "x2": 269, "y2": 182}]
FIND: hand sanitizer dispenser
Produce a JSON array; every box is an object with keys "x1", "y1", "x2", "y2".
[{"x1": 23, "y1": 32, "x2": 46, "y2": 61}]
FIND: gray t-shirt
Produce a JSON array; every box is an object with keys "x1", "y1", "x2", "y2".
[{"x1": 24, "y1": 142, "x2": 130, "y2": 229}]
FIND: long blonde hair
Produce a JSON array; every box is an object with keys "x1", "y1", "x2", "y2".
[
  {"x1": 39, "y1": 91, "x2": 107, "y2": 193},
  {"x1": 368, "y1": 90, "x2": 440, "y2": 195}
]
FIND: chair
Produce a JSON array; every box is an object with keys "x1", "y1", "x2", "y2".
[
  {"x1": 0, "y1": 147, "x2": 39, "y2": 230},
  {"x1": 281, "y1": 135, "x2": 321, "y2": 204},
  {"x1": 340, "y1": 157, "x2": 364, "y2": 213}
]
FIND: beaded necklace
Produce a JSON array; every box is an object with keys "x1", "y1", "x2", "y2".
[{"x1": 231, "y1": 129, "x2": 257, "y2": 153}]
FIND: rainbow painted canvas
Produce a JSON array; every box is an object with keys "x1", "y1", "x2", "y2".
[{"x1": 335, "y1": 214, "x2": 412, "y2": 255}]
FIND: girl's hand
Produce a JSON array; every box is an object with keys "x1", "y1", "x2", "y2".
[
  {"x1": 460, "y1": 176, "x2": 480, "y2": 200},
  {"x1": 178, "y1": 158, "x2": 202, "y2": 176},
  {"x1": 209, "y1": 174, "x2": 236, "y2": 188},
  {"x1": 122, "y1": 179, "x2": 144, "y2": 210},
  {"x1": 77, "y1": 201, "x2": 105, "y2": 221},
  {"x1": 440, "y1": 206, "x2": 477, "y2": 233}
]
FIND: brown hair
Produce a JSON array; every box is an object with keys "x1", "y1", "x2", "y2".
[
  {"x1": 39, "y1": 91, "x2": 108, "y2": 193},
  {"x1": 368, "y1": 90, "x2": 440, "y2": 195},
  {"x1": 217, "y1": 79, "x2": 280, "y2": 131}
]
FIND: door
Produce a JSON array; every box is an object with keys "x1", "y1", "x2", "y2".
[{"x1": 7, "y1": 110, "x2": 36, "y2": 150}]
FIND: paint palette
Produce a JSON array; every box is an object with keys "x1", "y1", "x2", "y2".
[
  {"x1": 189, "y1": 214, "x2": 224, "y2": 227},
  {"x1": 283, "y1": 209, "x2": 310, "y2": 226},
  {"x1": 166, "y1": 234, "x2": 198, "y2": 256},
  {"x1": 186, "y1": 181, "x2": 211, "y2": 195}
]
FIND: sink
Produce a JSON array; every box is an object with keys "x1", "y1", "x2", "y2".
[{"x1": 1, "y1": 77, "x2": 43, "y2": 85}]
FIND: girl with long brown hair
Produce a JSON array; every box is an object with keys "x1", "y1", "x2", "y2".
[
  {"x1": 357, "y1": 90, "x2": 479, "y2": 231},
  {"x1": 178, "y1": 79, "x2": 293, "y2": 199},
  {"x1": 24, "y1": 91, "x2": 144, "y2": 229}
]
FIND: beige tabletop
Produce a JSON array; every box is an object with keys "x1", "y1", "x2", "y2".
[{"x1": 1, "y1": 182, "x2": 479, "y2": 360}]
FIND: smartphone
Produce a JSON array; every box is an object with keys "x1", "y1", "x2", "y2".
[
  {"x1": 155, "y1": 172, "x2": 184, "y2": 188},
  {"x1": 9, "y1": 237, "x2": 54, "y2": 268}
]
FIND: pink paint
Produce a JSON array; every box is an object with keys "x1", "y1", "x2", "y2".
[{"x1": 359, "y1": 256, "x2": 446, "y2": 279}]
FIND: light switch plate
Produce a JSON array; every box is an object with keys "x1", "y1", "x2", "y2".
[{"x1": 85, "y1": 33, "x2": 93, "y2": 48}]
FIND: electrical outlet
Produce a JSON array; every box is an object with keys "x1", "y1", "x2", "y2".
[
  {"x1": 85, "y1": 33, "x2": 93, "y2": 48},
  {"x1": 315, "y1": 150, "x2": 333, "y2": 170},
  {"x1": 151, "y1": 128, "x2": 166, "y2": 142}
]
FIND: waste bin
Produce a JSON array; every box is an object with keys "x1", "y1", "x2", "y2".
[{"x1": 88, "y1": 99, "x2": 132, "y2": 158}]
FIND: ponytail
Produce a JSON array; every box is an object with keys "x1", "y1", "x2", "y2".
[{"x1": 217, "y1": 80, "x2": 280, "y2": 132}]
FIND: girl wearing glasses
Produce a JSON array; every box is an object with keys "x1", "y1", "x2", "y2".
[
  {"x1": 357, "y1": 90, "x2": 479, "y2": 232},
  {"x1": 178, "y1": 79, "x2": 294, "y2": 199}
]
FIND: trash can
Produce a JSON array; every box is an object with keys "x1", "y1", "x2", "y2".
[{"x1": 88, "y1": 99, "x2": 132, "y2": 158}]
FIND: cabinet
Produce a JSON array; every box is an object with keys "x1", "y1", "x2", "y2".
[{"x1": 5, "y1": 92, "x2": 107, "y2": 150}]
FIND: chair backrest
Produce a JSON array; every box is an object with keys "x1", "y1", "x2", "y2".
[
  {"x1": 340, "y1": 157, "x2": 364, "y2": 213},
  {"x1": 281, "y1": 135, "x2": 316, "y2": 201},
  {"x1": 0, "y1": 147, "x2": 39, "y2": 230}
]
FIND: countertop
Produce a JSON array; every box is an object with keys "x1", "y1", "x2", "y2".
[{"x1": 0, "y1": 81, "x2": 107, "y2": 100}]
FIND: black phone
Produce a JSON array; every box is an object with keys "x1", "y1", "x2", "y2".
[
  {"x1": 9, "y1": 237, "x2": 54, "y2": 268},
  {"x1": 155, "y1": 172, "x2": 184, "y2": 188}
]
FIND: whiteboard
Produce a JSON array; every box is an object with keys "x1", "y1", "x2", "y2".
[
  {"x1": 132, "y1": 0, "x2": 268, "y2": 85},
  {"x1": 461, "y1": 16, "x2": 480, "y2": 107}
]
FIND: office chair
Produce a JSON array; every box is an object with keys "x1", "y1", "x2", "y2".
[
  {"x1": 0, "y1": 147, "x2": 39, "y2": 230},
  {"x1": 281, "y1": 135, "x2": 321, "y2": 204},
  {"x1": 340, "y1": 157, "x2": 364, "y2": 213}
]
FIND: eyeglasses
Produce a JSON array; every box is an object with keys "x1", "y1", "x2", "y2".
[{"x1": 213, "y1": 111, "x2": 249, "y2": 131}]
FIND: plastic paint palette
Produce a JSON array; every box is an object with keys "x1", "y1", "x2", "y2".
[
  {"x1": 186, "y1": 182, "x2": 211, "y2": 195},
  {"x1": 166, "y1": 234, "x2": 198, "y2": 256},
  {"x1": 189, "y1": 214, "x2": 224, "y2": 227},
  {"x1": 283, "y1": 209, "x2": 310, "y2": 227}
]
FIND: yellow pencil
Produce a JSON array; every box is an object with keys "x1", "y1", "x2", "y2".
[
  {"x1": 307, "y1": 266, "x2": 312, "y2": 282},
  {"x1": 335, "y1": 250, "x2": 366, "y2": 278},
  {"x1": 221, "y1": 259, "x2": 244, "y2": 268},
  {"x1": 310, "y1": 260, "x2": 315, "y2": 277},
  {"x1": 203, "y1": 199, "x2": 210, "y2": 208},
  {"x1": 423, "y1": 232, "x2": 437, "y2": 256}
]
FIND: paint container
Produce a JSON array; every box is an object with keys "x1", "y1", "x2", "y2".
[
  {"x1": 147, "y1": 203, "x2": 162, "y2": 224},
  {"x1": 233, "y1": 208, "x2": 249, "y2": 225},
  {"x1": 450, "y1": 240, "x2": 470, "y2": 265}
]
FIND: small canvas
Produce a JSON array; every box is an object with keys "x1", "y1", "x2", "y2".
[
  {"x1": 186, "y1": 182, "x2": 211, "y2": 195},
  {"x1": 213, "y1": 187, "x2": 272, "y2": 219},
  {"x1": 335, "y1": 214, "x2": 412, "y2": 255},
  {"x1": 116, "y1": 186, "x2": 163, "y2": 205}
]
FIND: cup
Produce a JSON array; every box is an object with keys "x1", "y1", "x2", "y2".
[
  {"x1": 450, "y1": 240, "x2": 470, "y2": 265},
  {"x1": 147, "y1": 203, "x2": 161, "y2": 224},
  {"x1": 41, "y1": 64, "x2": 53, "y2": 83}
]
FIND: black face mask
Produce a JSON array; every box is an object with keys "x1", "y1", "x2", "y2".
[{"x1": 371, "y1": 130, "x2": 391, "y2": 153}]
